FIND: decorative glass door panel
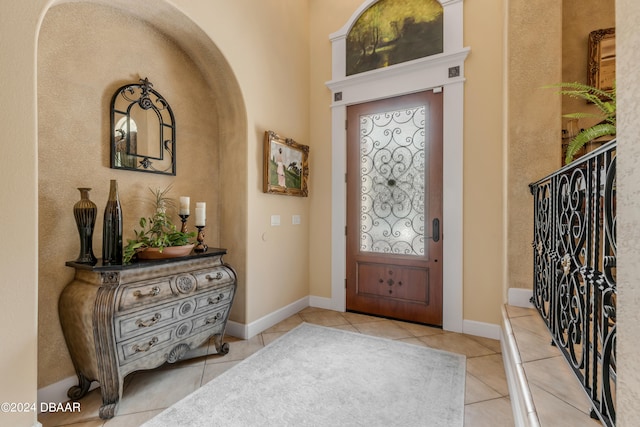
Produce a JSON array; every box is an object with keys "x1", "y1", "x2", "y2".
[
  {"x1": 346, "y1": 90, "x2": 443, "y2": 325},
  {"x1": 359, "y1": 105, "x2": 427, "y2": 256}
]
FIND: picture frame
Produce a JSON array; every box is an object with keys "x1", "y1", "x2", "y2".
[
  {"x1": 263, "y1": 130, "x2": 309, "y2": 197},
  {"x1": 587, "y1": 27, "x2": 615, "y2": 92}
]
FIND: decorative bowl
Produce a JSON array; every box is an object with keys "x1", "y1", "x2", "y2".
[{"x1": 137, "y1": 244, "x2": 195, "y2": 260}]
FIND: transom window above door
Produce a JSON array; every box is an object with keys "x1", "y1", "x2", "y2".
[{"x1": 346, "y1": 0, "x2": 444, "y2": 76}]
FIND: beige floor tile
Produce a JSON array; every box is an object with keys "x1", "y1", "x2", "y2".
[
  {"x1": 464, "y1": 334, "x2": 502, "y2": 354},
  {"x1": 103, "y1": 409, "x2": 163, "y2": 426},
  {"x1": 47, "y1": 420, "x2": 105, "y2": 427},
  {"x1": 523, "y1": 356, "x2": 594, "y2": 413},
  {"x1": 342, "y1": 311, "x2": 387, "y2": 324},
  {"x1": 529, "y1": 384, "x2": 602, "y2": 427},
  {"x1": 464, "y1": 397, "x2": 514, "y2": 427},
  {"x1": 330, "y1": 323, "x2": 360, "y2": 333},
  {"x1": 509, "y1": 314, "x2": 552, "y2": 339},
  {"x1": 511, "y1": 323, "x2": 561, "y2": 362},
  {"x1": 466, "y1": 354, "x2": 510, "y2": 397},
  {"x1": 465, "y1": 373, "x2": 502, "y2": 404},
  {"x1": 38, "y1": 388, "x2": 102, "y2": 427},
  {"x1": 418, "y1": 333, "x2": 495, "y2": 358},
  {"x1": 116, "y1": 365, "x2": 203, "y2": 415},
  {"x1": 397, "y1": 336, "x2": 431, "y2": 347},
  {"x1": 201, "y1": 360, "x2": 241, "y2": 385},
  {"x1": 392, "y1": 320, "x2": 446, "y2": 337},
  {"x1": 261, "y1": 331, "x2": 287, "y2": 346},
  {"x1": 352, "y1": 320, "x2": 415, "y2": 340},
  {"x1": 262, "y1": 314, "x2": 304, "y2": 333},
  {"x1": 298, "y1": 309, "x2": 349, "y2": 327},
  {"x1": 206, "y1": 334, "x2": 264, "y2": 363},
  {"x1": 506, "y1": 305, "x2": 536, "y2": 318}
]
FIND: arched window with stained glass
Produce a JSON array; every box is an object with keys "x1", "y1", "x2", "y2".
[{"x1": 346, "y1": 0, "x2": 444, "y2": 76}]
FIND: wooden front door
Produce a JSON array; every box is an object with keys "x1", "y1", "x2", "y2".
[{"x1": 346, "y1": 90, "x2": 443, "y2": 326}]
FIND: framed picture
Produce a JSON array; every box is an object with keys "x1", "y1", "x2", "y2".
[
  {"x1": 263, "y1": 130, "x2": 309, "y2": 197},
  {"x1": 588, "y1": 27, "x2": 615, "y2": 92}
]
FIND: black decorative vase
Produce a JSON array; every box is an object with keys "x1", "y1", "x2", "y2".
[
  {"x1": 102, "y1": 179, "x2": 123, "y2": 265},
  {"x1": 73, "y1": 187, "x2": 98, "y2": 265}
]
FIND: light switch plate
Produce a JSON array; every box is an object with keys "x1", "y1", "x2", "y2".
[
  {"x1": 292, "y1": 215, "x2": 301, "y2": 225},
  {"x1": 271, "y1": 215, "x2": 280, "y2": 226}
]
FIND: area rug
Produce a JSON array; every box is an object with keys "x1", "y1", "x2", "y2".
[{"x1": 142, "y1": 323, "x2": 465, "y2": 427}]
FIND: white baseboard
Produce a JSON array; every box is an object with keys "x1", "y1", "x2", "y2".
[
  {"x1": 508, "y1": 288, "x2": 534, "y2": 308},
  {"x1": 226, "y1": 296, "x2": 310, "y2": 339},
  {"x1": 309, "y1": 295, "x2": 343, "y2": 311},
  {"x1": 462, "y1": 319, "x2": 501, "y2": 340}
]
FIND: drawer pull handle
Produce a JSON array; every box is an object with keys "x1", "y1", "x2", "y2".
[
  {"x1": 205, "y1": 272, "x2": 223, "y2": 281},
  {"x1": 133, "y1": 286, "x2": 160, "y2": 298},
  {"x1": 205, "y1": 313, "x2": 222, "y2": 325},
  {"x1": 136, "y1": 313, "x2": 161, "y2": 328},
  {"x1": 132, "y1": 336, "x2": 158, "y2": 353},
  {"x1": 207, "y1": 294, "x2": 225, "y2": 305}
]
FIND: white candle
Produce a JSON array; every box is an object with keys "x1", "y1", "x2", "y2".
[
  {"x1": 195, "y1": 202, "x2": 206, "y2": 226},
  {"x1": 179, "y1": 196, "x2": 190, "y2": 215}
]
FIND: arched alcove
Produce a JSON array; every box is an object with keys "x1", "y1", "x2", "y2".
[
  {"x1": 326, "y1": 0, "x2": 469, "y2": 332},
  {"x1": 37, "y1": 0, "x2": 247, "y2": 392}
]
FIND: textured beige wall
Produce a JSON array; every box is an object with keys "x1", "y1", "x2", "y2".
[
  {"x1": 308, "y1": 0, "x2": 362, "y2": 298},
  {"x1": 0, "y1": 0, "x2": 43, "y2": 424},
  {"x1": 183, "y1": 0, "x2": 311, "y2": 322},
  {"x1": 35, "y1": 0, "x2": 312, "y2": 391},
  {"x1": 562, "y1": 0, "x2": 615, "y2": 139},
  {"x1": 37, "y1": 3, "x2": 224, "y2": 388},
  {"x1": 616, "y1": 0, "x2": 640, "y2": 423},
  {"x1": 506, "y1": 0, "x2": 563, "y2": 292},
  {"x1": 507, "y1": 1, "x2": 615, "y2": 293},
  {"x1": 461, "y1": 0, "x2": 506, "y2": 324}
]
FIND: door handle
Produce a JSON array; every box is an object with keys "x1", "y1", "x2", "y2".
[{"x1": 432, "y1": 218, "x2": 440, "y2": 242}]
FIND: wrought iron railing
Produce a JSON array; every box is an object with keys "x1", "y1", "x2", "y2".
[{"x1": 529, "y1": 139, "x2": 616, "y2": 426}]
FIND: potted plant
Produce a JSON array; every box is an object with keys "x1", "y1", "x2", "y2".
[
  {"x1": 123, "y1": 186, "x2": 196, "y2": 263},
  {"x1": 548, "y1": 81, "x2": 616, "y2": 163}
]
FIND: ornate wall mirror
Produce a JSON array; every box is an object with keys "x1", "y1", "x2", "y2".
[{"x1": 110, "y1": 77, "x2": 176, "y2": 175}]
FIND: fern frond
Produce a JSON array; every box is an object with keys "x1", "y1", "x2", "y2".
[{"x1": 565, "y1": 123, "x2": 617, "y2": 163}]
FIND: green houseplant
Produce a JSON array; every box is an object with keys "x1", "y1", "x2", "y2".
[
  {"x1": 548, "y1": 81, "x2": 616, "y2": 163},
  {"x1": 123, "y1": 186, "x2": 196, "y2": 263}
]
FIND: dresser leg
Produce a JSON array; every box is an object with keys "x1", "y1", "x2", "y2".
[
  {"x1": 67, "y1": 372, "x2": 92, "y2": 400},
  {"x1": 213, "y1": 334, "x2": 230, "y2": 355},
  {"x1": 99, "y1": 401, "x2": 119, "y2": 420},
  {"x1": 98, "y1": 382, "x2": 121, "y2": 420}
]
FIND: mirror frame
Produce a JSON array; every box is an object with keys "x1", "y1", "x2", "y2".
[
  {"x1": 587, "y1": 27, "x2": 616, "y2": 93},
  {"x1": 110, "y1": 77, "x2": 176, "y2": 175}
]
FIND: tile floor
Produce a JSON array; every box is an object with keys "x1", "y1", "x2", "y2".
[
  {"x1": 504, "y1": 305, "x2": 603, "y2": 427},
  {"x1": 39, "y1": 307, "x2": 514, "y2": 427}
]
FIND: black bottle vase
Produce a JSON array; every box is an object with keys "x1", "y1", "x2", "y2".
[
  {"x1": 102, "y1": 179, "x2": 123, "y2": 265},
  {"x1": 73, "y1": 187, "x2": 98, "y2": 265}
]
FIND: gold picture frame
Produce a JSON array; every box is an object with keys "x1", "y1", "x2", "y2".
[
  {"x1": 588, "y1": 27, "x2": 615, "y2": 92},
  {"x1": 263, "y1": 130, "x2": 309, "y2": 197}
]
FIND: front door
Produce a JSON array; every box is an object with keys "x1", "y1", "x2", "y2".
[{"x1": 346, "y1": 90, "x2": 443, "y2": 326}]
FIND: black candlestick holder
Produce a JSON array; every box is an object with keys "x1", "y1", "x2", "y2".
[
  {"x1": 179, "y1": 214, "x2": 189, "y2": 233},
  {"x1": 194, "y1": 225, "x2": 208, "y2": 253}
]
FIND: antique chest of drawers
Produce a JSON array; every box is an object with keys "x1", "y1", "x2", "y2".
[{"x1": 59, "y1": 250, "x2": 237, "y2": 419}]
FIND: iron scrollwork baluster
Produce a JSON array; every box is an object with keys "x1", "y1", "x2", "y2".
[{"x1": 530, "y1": 140, "x2": 616, "y2": 426}]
